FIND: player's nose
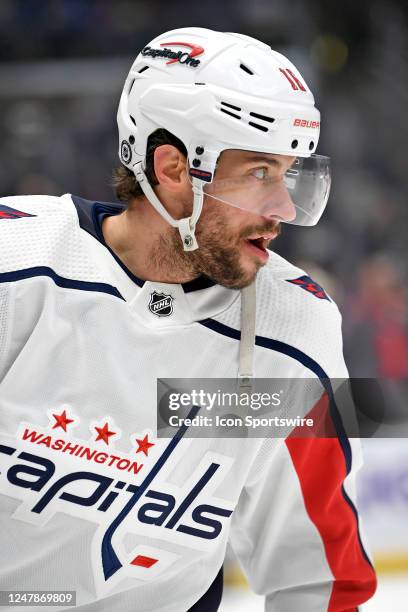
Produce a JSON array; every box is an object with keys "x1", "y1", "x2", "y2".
[{"x1": 264, "y1": 180, "x2": 296, "y2": 223}]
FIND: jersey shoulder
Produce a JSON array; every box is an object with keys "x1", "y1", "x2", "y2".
[
  {"x1": 0, "y1": 194, "x2": 104, "y2": 284},
  {"x1": 0, "y1": 194, "x2": 72, "y2": 227},
  {"x1": 0, "y1": 193, "x2": 73, "y2": 269},
  {"x1": 254, "y1": 250, "x2": 345, "y2": 375},
  {"x1": 255, "y1": 249, "x2": 342, "y2": 335},
  {"x1": 259, "y1": 249, "x2": 335, "y2": 304}
]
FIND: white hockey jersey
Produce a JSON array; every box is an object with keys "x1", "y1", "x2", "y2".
[{"x1": 0, "y1": 194, "x2": 377, "y2": 611}]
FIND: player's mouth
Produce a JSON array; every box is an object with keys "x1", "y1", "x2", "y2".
[{"x1": 243, "y1": 232, "x2": 277, "y2": 262}]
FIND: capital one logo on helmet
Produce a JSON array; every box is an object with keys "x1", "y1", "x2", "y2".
[{"x1": 141, "y1": 42, "x2": 205, "y2": 67}]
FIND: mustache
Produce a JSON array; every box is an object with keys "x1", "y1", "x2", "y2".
[{"x1": 240, "y1": 221, "x2": 281, "y2": 241}]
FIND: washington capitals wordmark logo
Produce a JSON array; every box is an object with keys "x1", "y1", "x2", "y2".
[
  {"x1": 141, "y1": 41, "x2": 205, "y2": 67},
  {"x1": 0, "y1": 204, "x2": 36, "y2": 220},
  {"x1": 148, "y1": 291, "x2": 174, "y2": 317},
  {"x1": 286, "y1": 275, "x2": 331, "y2": 301},
  {"x1": 0, "y1": 406, "x2": 234, "y2": 595}
]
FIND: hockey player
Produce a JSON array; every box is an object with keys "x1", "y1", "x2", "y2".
[{"x1": 0, "y1": 28, "x2": 377, "y2": 611}]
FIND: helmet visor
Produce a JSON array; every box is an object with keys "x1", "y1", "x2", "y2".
[{"x1": 198, "y1": 153, "x2": 331, "y2": 227}]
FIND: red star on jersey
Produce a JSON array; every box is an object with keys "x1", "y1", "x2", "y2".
[
  {"x1": 135, "y1": 434, "x2": 155, "y2": 457},
  {"x1": 52, "y1": 409, "x2": 74, "y2": 432},
  {"x1": 94, "y1": 423, "x2": 116, "y2": 445}
]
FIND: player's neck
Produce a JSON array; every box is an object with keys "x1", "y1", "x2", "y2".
[{"x1": 101, "y1": 203, "x2": 199, "y2": 284}]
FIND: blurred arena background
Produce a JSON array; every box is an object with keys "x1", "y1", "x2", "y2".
[{"x1": 0, "y1": 1, "x2": 407, "y2": 609}]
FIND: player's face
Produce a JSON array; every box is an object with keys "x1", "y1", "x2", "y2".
[{"x1": 188, "y1": 151, "x2": 296, "y2": 289}]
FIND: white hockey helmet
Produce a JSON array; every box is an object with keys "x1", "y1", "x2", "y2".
[{"x1": 117, "y1": 27, "x2": 330, "y2": 250}]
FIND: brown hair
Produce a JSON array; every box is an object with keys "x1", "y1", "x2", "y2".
[{"x1": 112, "y1": 128, "x2": 187, "y2": 205}]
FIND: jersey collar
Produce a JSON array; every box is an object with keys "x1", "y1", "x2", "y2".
[{"x1": 70, "y1": 195, "x2": 239, "y2": 326}]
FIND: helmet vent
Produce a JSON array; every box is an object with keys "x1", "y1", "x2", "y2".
[
  {"x1": 138, "y1": 66, "x2": 149, "y2": 73},
  {"x1": 128, "y1": 79, "x2": 135, "y2": 94},
  {"x1": 240, "y1": 63, "x2": 254, "y2": 75},
  {"x1": 220, "y1": 108, "x2": 241, "y2": 120},
  {"x1": 248, "y1": 121, "x2": 268, "y2": 132},
  {"x1": 250, "y1": 112, "x2": 275, "y2": 123},
  {"x1": 130, "y1": 115, "x2": 137, "y2": 126},
  {"x1": 221, "y1": 101, "x2": 241, "y2": 112},
  {"x1": 220, "y1": 101, "x2": 242, "y2": 120}
]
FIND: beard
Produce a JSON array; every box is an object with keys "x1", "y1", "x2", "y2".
[{"x1": 148, "y1": 199, "x2": 281, "y2": 289}]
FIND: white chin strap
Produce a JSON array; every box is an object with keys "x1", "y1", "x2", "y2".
[{"x1": 134, "y1": 161, "x2": 203, "y2": 251}]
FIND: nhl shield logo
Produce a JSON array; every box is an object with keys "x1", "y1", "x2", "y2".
[{"x1": 148, "y1": 291, "x2": 174, "y2": 317}]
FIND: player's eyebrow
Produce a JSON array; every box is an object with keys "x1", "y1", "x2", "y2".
[
  {"x1": 245, "y1": 155, "x2": 297, "y2": 172},
  {"x1": 245, "y1": 155, "x2": 282, "y2": 168}
]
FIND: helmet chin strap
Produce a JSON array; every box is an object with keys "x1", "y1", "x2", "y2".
[{"x1": 134, "y1": 161, "x2": 203, "y2": 251}]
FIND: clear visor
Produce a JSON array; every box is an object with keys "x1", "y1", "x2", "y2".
[{"x1": 197, "y1": 153, "x2": 331, "y2": 226}]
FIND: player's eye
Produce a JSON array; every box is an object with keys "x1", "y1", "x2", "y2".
[{"x1": 251, "y1": 167, "x2": 269, "y2": 180}]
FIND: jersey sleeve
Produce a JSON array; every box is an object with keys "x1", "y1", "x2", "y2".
[{"x1": 228, "y1": 311, "x2": 377, "y2": 611}]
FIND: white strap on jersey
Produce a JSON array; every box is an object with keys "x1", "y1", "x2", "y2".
[{"x1": 238, "y1": 280, "x2": 256, "y2": 388}]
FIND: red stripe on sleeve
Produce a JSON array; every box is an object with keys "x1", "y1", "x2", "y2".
[{"x1": 285, "y1": 395, "x2": 377, "y2": 610}]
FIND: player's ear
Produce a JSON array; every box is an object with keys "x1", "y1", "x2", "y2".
[{"x1": 153, "y1": 145, "x2": 188, "y2": 192}]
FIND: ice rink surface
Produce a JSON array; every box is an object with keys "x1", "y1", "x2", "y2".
[{"x1": 220, "y1": 575, "x2": 408, "y2": 611}]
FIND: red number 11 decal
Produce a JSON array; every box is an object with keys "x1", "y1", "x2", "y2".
[{"x1": 279, "y1": 68, "x2": 307, "y2": 91}]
